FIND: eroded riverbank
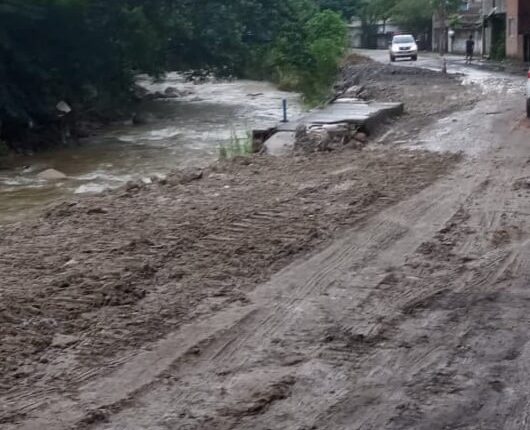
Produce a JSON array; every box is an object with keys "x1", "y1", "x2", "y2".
[{"x1": 0, "y1": 76, "x2": 302, "y2": 224}]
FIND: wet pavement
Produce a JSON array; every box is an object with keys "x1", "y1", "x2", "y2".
[
  {"x1": 355, "y1": 49, "x2": 527, "y2": 156},
  {"x1": 355, "y1": 49, "x2": 525, "y2": 96}
]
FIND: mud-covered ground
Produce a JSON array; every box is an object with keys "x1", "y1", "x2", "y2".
[
  {"x1": 2, "y1": 58, "x2": 529, "y2": 429},
  {"x1": 0, "y1": 148, "x2": 458, "y2": 423},
  {"x1": 336, "y1": 55, "x2": 480, "y2": 144}
]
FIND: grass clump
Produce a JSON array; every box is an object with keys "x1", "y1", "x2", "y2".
[{"x1": 218, "y1": 130, "x2": 253, "y2": 160}]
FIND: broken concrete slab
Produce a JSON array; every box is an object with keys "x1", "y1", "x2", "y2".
[
  {"x1": 264, "y1": 131, "x2": 296, "y2": 156},
  {"x1": 262, "y1": 99, "x2": 404, "y2": 154},
  {"x1": 276, "y1": 100, "x2": 404, "y2": 135}
]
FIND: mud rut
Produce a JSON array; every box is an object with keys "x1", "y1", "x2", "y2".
[
  {"x1": 2, "y1": 67, "x2": 530, "y2": 429},
  {"x1": 0, "y1": 149, "x2": 457, "y2": 428},
  {"x1": 105, "y1": 103, "x2": 529, "y2": 430}
]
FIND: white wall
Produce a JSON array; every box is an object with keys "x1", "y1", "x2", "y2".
[{"x1": 450, "y1": 29, "x2": 482, "y2": 54}]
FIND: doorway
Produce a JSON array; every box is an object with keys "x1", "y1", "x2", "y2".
[{"x1": 524, "y1": 34, "x2": 530, "y2": 62}]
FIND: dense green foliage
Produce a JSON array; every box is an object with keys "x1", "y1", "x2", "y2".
[
  {"x1": 264, "y1": 9, "x2": 347, "y2": 103},
  {"x1": 0, "y1": 0, "x2": 348, "y2": 149},
  {"x1": 390, "y1": 0, "x2": 434, "y2": 34},
  {"x1": 322, "y1": 0, "x2": 463, "y2": 36}
]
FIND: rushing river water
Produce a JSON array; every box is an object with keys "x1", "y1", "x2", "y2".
[{"x1": 0, "y1": 74, "x2": 302, "y2": 224}]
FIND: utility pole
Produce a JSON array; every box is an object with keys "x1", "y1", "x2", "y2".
[{"x1": 438, "y1": 0, "x2": 447, "y2": 57}]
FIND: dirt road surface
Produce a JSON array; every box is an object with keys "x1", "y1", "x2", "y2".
[{"x1": 1, "y1": 54, "x2": 530, "y2": 429}]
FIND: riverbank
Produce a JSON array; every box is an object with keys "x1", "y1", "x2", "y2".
[{"x1": 0, "y1": 77, "x2": 303, "y2": 225}]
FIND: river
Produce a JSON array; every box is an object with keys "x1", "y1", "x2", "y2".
[{"x1": 0, "y1": 74, "x2": 302, "y2": 224}]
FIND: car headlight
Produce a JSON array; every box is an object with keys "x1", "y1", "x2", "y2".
[
  {"x1": 412, "y1": 44, "x2": 418, "y2": 51},
  {"x1": 392, "y1": 46, "x2": 399, "y2": 52}
]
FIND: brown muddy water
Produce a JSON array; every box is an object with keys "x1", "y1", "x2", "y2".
[{"x1": 0, "y1": 74, "x2": 302, "y2": 224}]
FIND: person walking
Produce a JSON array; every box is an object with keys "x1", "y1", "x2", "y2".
[{"x1": 465, "y1": 34, "x2": 475, "y2": 64}]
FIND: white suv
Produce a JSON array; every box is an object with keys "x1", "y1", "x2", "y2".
[{"x1": 389, "y1": 34, "x2": 418, "y2": 62}]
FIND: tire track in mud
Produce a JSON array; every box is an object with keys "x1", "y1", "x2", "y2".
[
  {"x1": 69, "y1": 160, "x2": 489, "y2": 430},
  {"x1": 4, "y1": 84, "x2": 529, "y2": 429},
  {"x1": 313, "y1": 123, "x2": 530, "y2": 430},
  {"x1": 6, "y1": 139, "x2": 505, "y2": 430},
  {"x1": 0, "y1": 150, "x2": 457, "y2": 428},
  {"x1": 97, "y1": 105, "x2": 530, "y2": 429}
]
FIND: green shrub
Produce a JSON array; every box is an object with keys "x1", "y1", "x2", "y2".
[
  {"x1": 264, "y1": 9, "x2": 347, "y2": 105},
  {"x1": 218, "y1": 130, "x2": 253, "y2": 160}
]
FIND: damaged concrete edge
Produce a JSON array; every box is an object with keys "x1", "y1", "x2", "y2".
[{"x1": 254, "y1": 100, "x2": 404, "y2": 155}]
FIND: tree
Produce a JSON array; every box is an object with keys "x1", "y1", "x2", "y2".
[
  {"x1": 391, "y1": 0, "x2": 433, "y2": 36},
  {"x1": 315, "y1": 0, "x2": 362, "y2": 19},
  {"x1": 0, "y1": 0, "x2": 167, "y2": 147},
  {"x1": 0, "y1": 0, "x2": 350, "y2": 149}
]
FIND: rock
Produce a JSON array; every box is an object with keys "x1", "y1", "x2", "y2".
[
  {"x1": 164, "y1": 87, "x2": 182, "y2": 98},
  {"x1": 56, "y1": 101, "x2": 72, "y2": 115},
  {"x1": 167, "y1": 168, "x2": 204, "y2": 186},
  {"x1": 353, "y1": 132, "x2": 368, "y2": 143},
  {"x1": 513, "y1": 177, "x2": 530, "y2": 190},
  {"x1": 307, "y1": 127, "x2": 331, "y2": 151},
  {"x1": 132, "y1": 84, "x2": 150, "y2": 100},
  {"x1": 86, "y1": 207, "x2": 108, "y2": 215},
  {"x1": 37, "y1": 168, "x2": 67, "y2": 181},
  {"x1": 342, "y1": 84, "x2": 365, "y2": 98},
  {"x1": 321, "y1": 123, "x2": 349, "y2": 139},
  {"x1": 125, "y1": 181, "x2": 142, "y2": 192},
  {"x1": 163, "y1": 87, "x2": 193, "y2": 99},
  {"x1": 14, "y1": 365, "x2": 34, "y2": 378},
  {"x1": 132, "y1": 113, "x2": 148, "y2": 126},
  {"x1": 264, "y1": 131, "x2": 296, "y2": 156},
  {"x1": 51, "y1": 334, "x2": 79, "y2": 348},
  {"x1": 294, "y1": 125, "x2": 330, "y2": 152},
  {"x1": 344, "y1": 141, "x2": 362, "y2": 150}
]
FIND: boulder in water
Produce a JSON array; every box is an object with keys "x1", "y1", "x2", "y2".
[
  {"x1": 164, "y1": 87, "x2": 193, "y2": 98},
  {"x1": 56, "y1": 101, "x2": 72, "y2": 115},
  {"x1": 37, "y1": 168, "x2": 67, "y2": 181},
  {"x1": 132, "y1": 113, "x2": 148, "y2": 126},
  {"x1": 164, "y1": 87, "x2": 181, "y2": 98}
]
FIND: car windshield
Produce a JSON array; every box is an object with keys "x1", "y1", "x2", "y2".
[{"x1": 393, "y1": 36, "x2": 414, "y2": 44}]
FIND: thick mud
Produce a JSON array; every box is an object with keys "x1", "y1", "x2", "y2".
[
  {"x1": 2, "y1": 59, "x2": 529, "y2": 429},
  {"x1": 338, "y1": 56, "x2": 480, "y2": 146},
  {"x1": 0, "y1": 148, "x2": 458, "y2": 422}
]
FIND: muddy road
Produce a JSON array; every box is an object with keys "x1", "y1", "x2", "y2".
[{"x1": 1, "y1": 57, "x2": 530, "y2": 429}]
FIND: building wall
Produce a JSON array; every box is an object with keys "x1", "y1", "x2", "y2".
[
  {"x1": 483, "y1": 0, "x2": 507, "y2": 14},
  {"x1": 506, "y1": 0, "x2": 520, "y2": 58},
  {"x1": 450, "y1": 29, "x2": 482, "y2": 54}
]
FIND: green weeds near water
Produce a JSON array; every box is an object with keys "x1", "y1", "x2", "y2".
[{"x1": 218, "y1": 130, "x2": 253, "y2": 160}]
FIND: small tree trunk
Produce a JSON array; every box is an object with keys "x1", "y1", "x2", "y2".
[{"x1": 438, "y1": 24, "x2": 444, "y2": 56}]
